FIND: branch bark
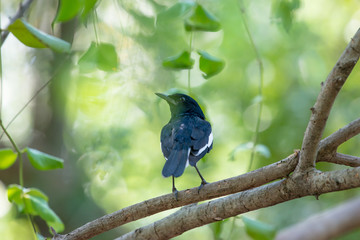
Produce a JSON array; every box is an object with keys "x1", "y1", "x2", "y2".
[
  {"x1": 317, "y1": 117, "x2": 360, "y2": 166},
  {"x1": 1, "y1": 0, "x2": 34, "y2": 46},
  {"x1": 275, "y1": 196, "x2": 360, "y2": 240},
  {"x1": 326, "y1": 153, "x2": 360, "y2": 167},
  {"x1": 297, "y1": 29, "x2": 360, "y2": 172},
  {"x1": 53, "y1": 153, "x2": 299, "y2": 240},
  {"x1": 318, "y1": 117, "x2": 360, "y2": 155},
  {"x1": 117, "y1": 168, "x2": 360, "y2": 240}
]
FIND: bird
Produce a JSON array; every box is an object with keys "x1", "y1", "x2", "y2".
[{"x1": 156, "y1": 92, "x2": 213, "y2": 200}]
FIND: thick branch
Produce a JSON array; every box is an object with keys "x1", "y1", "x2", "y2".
[
  {"x1": 275, "y1": 197, "x2": 360, "y2": 240},
  {"x1": 297, "y1": 28, "x2": 360, "y2": 171},
  {"x1": 1, "y1": 0, "x2": 34, "y2": 46},
  {"x1": 117, "y1": 167, "x2": 360, "y2": 240},
  {"x1": 53, "y1": 153, "x2": 299, "y2": 240}
]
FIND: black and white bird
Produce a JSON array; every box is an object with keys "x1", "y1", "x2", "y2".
[{"x1": 156, "y1": 93, "x2": 213, "y2": 199}]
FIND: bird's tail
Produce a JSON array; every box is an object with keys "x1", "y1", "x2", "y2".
[{"x1": 162, "y1": 147, "x2": 189, "y2": 178}]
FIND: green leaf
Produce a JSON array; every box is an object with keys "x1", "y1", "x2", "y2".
[
  {"x1": 53, "y1": 0, "x2": 82, "y2": 23},
  {"x1": 273, "y1": 0, "x2": 300, "y2": 32},
  {"x1": 8, "y1": 185, "x2": 64, "y2": 233},
  {"x1": 26, "y1": 192, "x2": 64, "y2": 232},
  {"x1": 96, "y1": 43, "x2": 119, "y2": 71},
  {"x1": 162, "y1": 51, "x2": 194, "y2": 70},
  {"x1": 78, "y1": 42, "x2": 119, "y2": 72},
  {"x1": 23, "y1": 189, "x2": 47, "y2": 215},
  {"x1": 81, "y1": 0, "x2": 99, "y2": 23},
  {"x1": 7, "y1": 184, "x2": 25, "y2": 212},
  {"x1": 0, "y1": 148, "x2": 17, "y2": 169},
  {"x1": 7, "y1": 19, "x2": 71, "y2": 53},
  {"x1": 184, "y1": 4, "x2": 221, "y2": 32},
  {"x1": 198, "y1": 50, "x2": 225, "y2": 79},
  {"x1": 25, "y1": 188, "x2": 49, "y2": 202},
  {"x1": 243, "y1": 216, "x2": 277, "y2": 240},
  {"x1": 210, "y1": 219, "x2": 229, "y2": 239},
  {"x1": 157, "y1": 1, "x2": 195, "y2": 21},
  {"x1": 26, "y1": 148, "x2": 64, "y2": 170}
]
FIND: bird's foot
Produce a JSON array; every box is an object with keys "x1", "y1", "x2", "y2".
[
  {"x1": 172, "y1": 187, "x2": 179, "y2": 201},
  {"x1": 197, "y1": 180, "x2": 209, "y2": 193}
]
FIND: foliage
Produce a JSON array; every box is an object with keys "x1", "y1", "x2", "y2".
[
  {"x1": 0, "y1": 148, "x2": 17, "y2": 169},
  {"x1": 78, "y1": 42, "x2": 119, "y2": 72},
  {"x1": 0, "y1": 120, "x2": 64, "y2": 235},
  {"x1": 7, "y1": 185, "x2": 64, "y2": 232},
  {"x1": 1, "y1": 0, "x2": 360, "y2": 239},
  {"x1": 243, "y1": 216, "x2": 277, "y2": 240},
  {"x1": 7, "y1": 19, "x2": 71, "y2": 53},
  {"x1": 161, "y1": 2, "x2": 224, "y2": 80}
]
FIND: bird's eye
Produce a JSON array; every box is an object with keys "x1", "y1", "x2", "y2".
[{"x1": 180, "y1": 97, "x2": 185, "y2": 102}]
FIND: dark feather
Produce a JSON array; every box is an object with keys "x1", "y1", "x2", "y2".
[{"x1": 162, "y1": 147, "x2": 188, "y2": 177}]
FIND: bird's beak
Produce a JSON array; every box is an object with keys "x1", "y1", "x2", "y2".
[{"x1": 155, "y1": 93, "x2": 176, "y2": 105}]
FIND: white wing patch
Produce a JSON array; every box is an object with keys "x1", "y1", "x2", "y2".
[
  {"x1": 194, "y1": 131, "x2": 213, "y2": 156},
  {"x1": 208, "y1": 131, "x2": 213, "y2": 147},
  {"x1": 185, "y1": 148, "x2": 190, "y2": 168}
]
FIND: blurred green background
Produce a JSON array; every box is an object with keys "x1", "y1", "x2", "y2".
[{"x1": 1, "y1": 0, "x2": 360, "y2": 239}]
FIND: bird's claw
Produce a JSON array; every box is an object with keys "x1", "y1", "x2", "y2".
[
  {"x1": 197, "y1": 180, "x2": 208, "y2": 193},
  {"x1": 172, "y1": 187, "x2": 179, "y2": 201}
]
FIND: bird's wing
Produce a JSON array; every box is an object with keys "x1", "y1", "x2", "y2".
[
  {"x1": 160, "y1": 124, "x2": 172, "y2": 160},
  {"x1": 161, "y1": 120, "x2": 192, "y2": 177},
  {"x1": 189, "y1": 118, "x2": 213, "y2": 164}
]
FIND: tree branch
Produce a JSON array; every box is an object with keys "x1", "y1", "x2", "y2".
[
  {"x1": 53, "y1": 153, "x2": 299, "y2": 240},
  {"x1": 1, "y1": 0, "x2": 34, "y2": 46},
  {"x1": 275, "y1": 196, "x2": 360, "y2": 240},
  {"x1": 323, "y1": 153, "x2": 360, "y2": 167},
  {"x1": 117, "y1": 167, "x2": 360, "y2": 240},
  {"x1": 297, "y1": 28, "x2": 360, "y2": 172},
  {"x1": 318, "y1": 117, "x2": 360, "y2": 154},
  {"x1": 316, "y1": 117, "x2": 360, "y2": 166}
]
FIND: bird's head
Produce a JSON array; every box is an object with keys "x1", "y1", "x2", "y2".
[{"x1": 156, "y1": 93, "x2": 205, "y2": 120}]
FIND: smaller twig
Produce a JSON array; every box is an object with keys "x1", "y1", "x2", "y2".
[
  {"x1": 0, "y1": 76, "x2": 51, "y2": 139},
  {"x1": 92, "y1": 9, "x2": 100, "y2": 44},
  {"x1": 51, "y1": 227, "x2": 60, "y2": 237},
  {"x1": 0, "y1": 120, "x2": 24, "y2": 186},
  {"x1": 0, "y1": 56, "x2": 69, "y2": 140},
  {"x1": 315, "y1": 118, "x2": 360, "y2": 166},
  {"x1": 321, "y1": 153, "x2": 360, "y2": 167},
  {"x1": 27, "y1": 214, "x2": 38, "y2": 239},
  {"x1": 275, "y1": 197, "x2": 360, "y2": 240},
  {"x1": 1, "y1": 0, "x2": 35, "y2": 46},
  {"x1": 318, "y1": 117, "x2": 360, "y2": 153},
  {"x1": 238, "y1": 0, "x2": 264, "y2": 172},
  {"x1": 187, "y1": 31, "x2": 193, "y2": 95},
  {"x1": 1, "y1": 125, "x2": 40, "y2": 238}
]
